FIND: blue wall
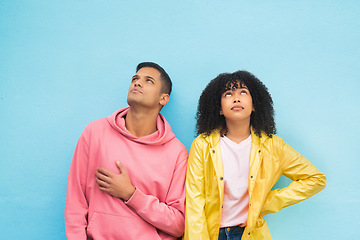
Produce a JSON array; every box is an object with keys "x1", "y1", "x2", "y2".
[{"x1": 1, "y1": 1, "x2": 359, "y2": 239}]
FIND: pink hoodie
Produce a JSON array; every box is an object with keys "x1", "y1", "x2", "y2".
[{"x1": 65, "y1": 107, "x2": 188, "y2": 240}]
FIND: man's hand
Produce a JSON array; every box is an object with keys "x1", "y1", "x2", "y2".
[{"x1": 95, "y1": 161, "x2": 136, "y2": 201}]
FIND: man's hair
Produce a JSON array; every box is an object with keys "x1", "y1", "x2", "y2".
[
  {"x1": 136, "y1": 62, "x2": 172, "y2": 95},
  {"x1": 196, "y1": 70, "x2": 276, "y2": 137}
]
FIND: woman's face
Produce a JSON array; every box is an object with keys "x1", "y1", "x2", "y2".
[{"x1": 220, "y1": 82, "x2": 254, "y2": 124}]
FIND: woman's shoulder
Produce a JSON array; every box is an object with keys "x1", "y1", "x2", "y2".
[
  {"x1": 191, "y1": 133, "x2": 209, "y2": 146},
  {"x1": 192, "y1": 130, "x2": 221, "y2": 147},
  {"x1": 255, "y1": 133, "x2": 285, "y2": 147}
]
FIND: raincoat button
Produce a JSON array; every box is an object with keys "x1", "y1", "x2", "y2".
[
  {"x1": 212, "y1": 150, "x2": 215, "y2": 153},
  {"x1": 248, "y1": 232, "x2": 251, "y2": 235},
  {"x1": 258, "y1": 150, "x2": 261, "y2": 153},
  {"x1": 220, "y1": 177, "x2": 223, "y2": 180},
  {"x1": 250, "y1": 176, "x2": 253, "y2": 178}
]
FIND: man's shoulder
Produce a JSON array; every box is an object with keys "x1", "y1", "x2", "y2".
[
  {"x1": 84, "y1": 117, "x2": 107, "y2": 128},
  {"x1": 165, "y1": 136, "x2": 188, "y2": 155},
  {"x1": 81, "y1": 117, "x2": 110, "y2": 136}
]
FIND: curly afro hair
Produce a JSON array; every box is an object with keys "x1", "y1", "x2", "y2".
[{"x1": 196, "y1": 70, "x2": 276, "y2": 138}]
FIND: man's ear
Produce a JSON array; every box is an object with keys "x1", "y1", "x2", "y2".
[{"x1": 159, "y1": 93, "x2": 170, "y2": 106}]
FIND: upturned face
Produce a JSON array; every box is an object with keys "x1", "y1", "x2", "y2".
[
  {"x1": 127, "y1": 67, "x2": 168, "y2": 109},
  {"x1": 220, "y1": 81, "x2": 254, "y2": 124}
]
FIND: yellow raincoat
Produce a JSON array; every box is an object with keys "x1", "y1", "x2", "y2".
[{"x1": 184, "y1": 130, "x2": 326, "y2": 240}]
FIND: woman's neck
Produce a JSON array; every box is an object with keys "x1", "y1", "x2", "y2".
[{"x1": 224, "y1": 120, "x2": 251, "y2": 144}]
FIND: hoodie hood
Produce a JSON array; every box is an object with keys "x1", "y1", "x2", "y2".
[{"x1": 107, "y1": 107, "x2": 175, "y2": 145}]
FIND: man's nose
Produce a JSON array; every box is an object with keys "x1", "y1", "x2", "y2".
[{"x1": 134, "y1": 79, "x2": 142, "y2": 87}]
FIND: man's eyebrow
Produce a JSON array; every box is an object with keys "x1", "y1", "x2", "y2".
[
  {"x1": 146, "y1": 76, "x2": 155, "y2": 80},
  {"x1": 132, "y1": 75, "x2": 155, "y2": 80}
]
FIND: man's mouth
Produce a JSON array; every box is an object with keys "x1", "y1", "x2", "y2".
[{"x1": 130, "y1": 88, "x2": 142, "y2": 94}]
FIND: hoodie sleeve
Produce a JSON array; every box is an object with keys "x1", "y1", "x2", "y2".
[
  {"x1": 261, "y1": 138, "x2": 327, "y2": 216},
  {"x1": 64, "y1": 129, "x2": 90, "y2": 240},
  {"x1": 125, "y1": 149, "x2": 188, "y2": 238}
]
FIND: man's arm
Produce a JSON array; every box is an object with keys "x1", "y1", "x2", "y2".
[
  {"x1": 64, "y1": 133, "x2": 89, "y2": 240},
  {"x1": 261, "y1": 139, "x2": 327, "y2": 216},
  {"x1": 96, "y1": 151, "x2": 188, "y2": 237},
  {"x1": 96, "y1": 161, "x2": 136, "y2": 201}
]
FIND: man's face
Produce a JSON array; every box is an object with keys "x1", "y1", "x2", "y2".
[{"x1": 127, "y1": 67, "x2": 167, "y2": 109}]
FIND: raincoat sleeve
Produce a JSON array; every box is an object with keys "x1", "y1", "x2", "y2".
[
  {"x1": 261, "y1": 138, "x2": 327, "y2": 215},
  {"x1": 64, "y1": 130, "x2": 90, "y2": 240},
  {"x1": 183, "y1": 138, "x2": 209, "y2": 240},
  {"x1": 125, "y1": 150, "x2": 188, "y2": 238}
]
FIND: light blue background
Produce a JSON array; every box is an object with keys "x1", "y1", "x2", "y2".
[{"x1": 1, "y1": 1, "x2": 359, "y2": 239}]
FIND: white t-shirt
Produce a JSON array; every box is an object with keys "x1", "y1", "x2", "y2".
[{"x1": 220, "y1": 134, "x2": 251, "y2": 227}]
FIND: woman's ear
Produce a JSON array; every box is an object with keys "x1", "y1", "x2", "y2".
[{"x1": 220, "y1": 109, "x2": 223, "y2": 115}]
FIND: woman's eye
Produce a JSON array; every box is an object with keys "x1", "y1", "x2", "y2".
[
  {"x1": 225, "y1": 92, "x2": 232, "y2": 96},
  {"x1": 240, "y1": 90, "x2": 247, "y2": 95}
]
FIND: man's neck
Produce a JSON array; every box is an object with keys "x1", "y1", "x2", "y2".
[{"x1": 125, "y1": 106, "x2": 159, "y2": 138}]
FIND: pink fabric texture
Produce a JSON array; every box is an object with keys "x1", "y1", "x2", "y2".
[{"x1": 65, "y1": 107, "x2": 188, "y2": 240}]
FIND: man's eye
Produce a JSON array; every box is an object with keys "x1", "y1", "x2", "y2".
[{"x1": 147, "y1": 79, "x2": 154, "y2": 83}]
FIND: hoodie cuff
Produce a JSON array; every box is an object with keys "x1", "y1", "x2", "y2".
[
  {"x1": 123, "y1": 187, "x2": 137, "y2": 203},
  {"x1": 124, "y1": 187, "x2": 146, "y2": 209}
]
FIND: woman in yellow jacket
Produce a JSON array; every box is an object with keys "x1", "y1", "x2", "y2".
[{"x1": 184, "y1": 71, "x2": 326, "y2": 240}]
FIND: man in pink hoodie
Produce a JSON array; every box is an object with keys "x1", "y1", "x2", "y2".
[{"x1": 65, "y1": 62, "x2": 188, "y2": 240}]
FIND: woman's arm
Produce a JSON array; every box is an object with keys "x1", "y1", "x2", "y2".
[
  {"x1": 261, "y1": 138, "x2": 326, "y2": 215},
  {"x1": 183, "y1": 138, "x2": 210, "y2": 240}
]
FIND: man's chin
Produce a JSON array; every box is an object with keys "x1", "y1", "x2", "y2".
[
  {"x1": 127, "y1": 98, "x2": 147, "y2": 108},
  {"x1": 127, "y1": 97, "x2": 140, "y2": 105}
]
